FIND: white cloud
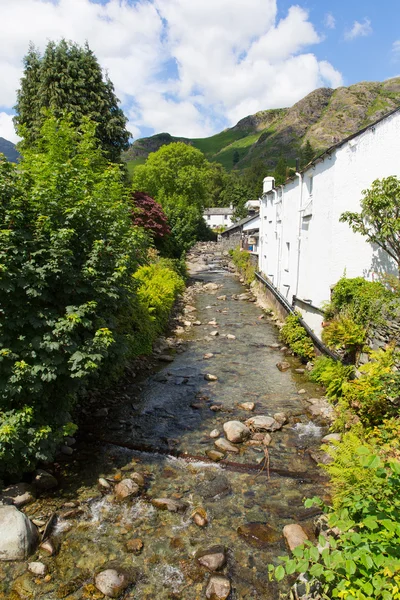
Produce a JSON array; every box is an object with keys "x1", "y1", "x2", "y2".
[
  {"x1": 325, "y1": 13, "x2": 336, "y2": 30},
  {"x1": 345, "y1": 18, "x2": 372, "y2": 41},
  {"x1": 0, "y1": 112, "x2": 20, "y2": 143},
  {"x1": 0, "y1": 0, "x2": 343, "y2": 141}
]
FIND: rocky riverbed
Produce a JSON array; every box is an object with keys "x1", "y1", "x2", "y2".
[{"x1": 0, "y1": 243, "x2": 333, "y2": 600}]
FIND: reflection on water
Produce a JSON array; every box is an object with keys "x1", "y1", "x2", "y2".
[{"x1": 1, "y1": 253, "x2": 329, "y2": 599}]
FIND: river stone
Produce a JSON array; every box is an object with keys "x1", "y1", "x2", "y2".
[
  {"x1": 0, "y1": 506, "x2": 39, "y2": 561},
  {"x1": 28, "y1": 561, "x2": 47, "y2": 576},
  {"x1": 206, "y1": 450, "x2": 225, "y2": 462},
  {"x1": 151, "y1": 498, "x2": 188, "y2": 513},
  {"x1": 205, "y1": 373, "x2": 218, "y2": 381},
  {"x1": 217, "y1": 295, "x2": 227, "y2": 301},
  {"x1": 263, "y1": 433, "x2": 272, "y2": 446},
  {"x1": 238, "y1": 293, "x2": 251, "y2": 301},
  {"x1": 206, "y1": 576, "x2": 231, "y2": 600},
  {"x1": 208, "y1": 320, "x2": 218, "y2": 326},
  {"x1": 209, "y1": 429, "x2": 220, "y2": 439},
  {"x1": 98, "y1": 477, "x2": 111, "y2": 490},
  {"x1": 237, "y1": 522, "x2": 281, "y2": 548},
  {"x1": 283, "y1": 524, "x2": 309, "y2": 551},
  {"x1": 114, "y1": 479, "x2": 139, "y2": 501},
  {"x1": 210, "y1": 331, "x2": 219, "y2": 337},
  {"x1": 1, "y1": 483, "x2": 36, "y2": 508},
  {"x1": 322, "y1": 433, "x2": 342, "y2": 443},
  {"x1": 203, "y1": 283, "x2": 220, "y2": 291},
  {"x1": 192, "y1": 508, "x2": 208, "y2": 527},
  {"x1": 129, "y1": 472, "x2": 145, "y2": 487},
  {"x1": 196, "y1": 545, "x2": 226, "y2": 571},
  {"x1": 40, "y1": 540, "x2": 56, "y2": 556},
  {"x1": 34, "y1": 469, "x2": 58, "y2": 491},
  {"x1": 185, "y1": 305, "x2": 197, "y2": 312},
  {"x1": 196, "y1": 472, "x2": 232, "y2": 500},
  {"x1": 238, "y1": 402, "x2": 255, "y2": 411},
  {"x1": 94, "y1": 569, "x2": 129, "y2": 598},
  {"x1": 125, "y1": 538, "x2": 144, "y2": 554},
  {"x1": 223, "y1": 421, "x2": 250, "y2": 444},
  {"x1": 214, "y1": 438, "x2": 239, "y2": 453},
  {"x1": 204, "y1": 353, "x2": 214, "y2": 359},
  {"x1": 245, "y1": 415, "x2": 282, "y2": 432},
  {"x1": 276, "y1": 361, "x2": 291, "y2": 371},
  {"x1": 226, "y1": 334, "x2": 236, "y2": 340},
  {"x1": 273, "y1": 412, "x2": 288, "y2": 425}
]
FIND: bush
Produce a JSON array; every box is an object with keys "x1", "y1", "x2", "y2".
[
  {"x1": 0, "y1": 117, "x2": 148, "y2": 475},
  {"x1": 280, "y1": 313, "x2": 315, "y2": 361},
  {"x1": 309, "y1": 356, "x2": 354, "y2": 400},
  {"x1": 230, "y1": 247, "x2": 255, "y2": 284},
  {"x1": 322, "y1": 314, "x2": 366, "y2": 355},
  {"x1": 271, "y1": 449, "x2": 400, "y2": 600},
  {"x1": 325, "y1": 277, "x2": 391, "y2": 327}
]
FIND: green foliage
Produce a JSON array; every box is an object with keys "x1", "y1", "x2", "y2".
[
  {"x1": 300, "y1": 139, "x2": 315, "y2": 168},
  {"x1": 131, "y1": 259, "x2": 185, "y2": 355},
  {"x1": 0, "y1": 116, "x2": 147, "y2": 474},
  {"x1": 270, "y1": 450, "x2": 400, "y2": 600},
  {"x1": 326, "y1": 277, "x2": 391, "y2": 327},
  {"x1": 132, "y1": 142, "x2": 215, "y2": 255},
  {"x1": 230, "y1": 247, "x2": 256, "y2": 284},
  {"x1": 336, "y1": 348, "x2": 400, "y2": 428},
  {"x1": 280, "y1": 313, "x2": 315, "y2": 361},
  {"x1": 273, "y1": 155, "x2": 288, "y2": 186},
  {"x1": 340, "y1": 176, "x2": 400, "y2": 271},
  {"x1": 14, "y1": 40, "x2": 129, "y2": 161},
  {"x1": 309, "y1": 357, "x2": 354, "y2": 400},
  {"x1": 322, "y1": 314, "x2": 366, "y2": 354}
]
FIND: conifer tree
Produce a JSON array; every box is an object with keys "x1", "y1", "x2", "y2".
[
  {"x1": 14, "y1": 40, "x2": 129, "y2": 161},
  {"x1": 301, "y1": 139, "x2": 315, "y2": 167}
]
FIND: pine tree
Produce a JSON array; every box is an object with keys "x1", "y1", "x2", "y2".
[
  {"x1": 273, "y1": 155, "x2": 288, "y2": 186},
  {"x1": 301, "y1": 139, "x2": 315, "y2": 168},
  {"x1": 14, "y1": 40, "x2": 129, "y2": 161}
]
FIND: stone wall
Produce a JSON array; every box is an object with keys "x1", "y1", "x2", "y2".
[{"x1": 359, "y1": 301, "x2": 400, "y2": 367}]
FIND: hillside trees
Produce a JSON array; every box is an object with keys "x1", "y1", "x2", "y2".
[
  {"x1": 132, "y1": 142, "x2": 215, "y2": 255},
  {"x1": 14, "y1": 40, "x2": 129, "y2": 161},
  {"x1": 340, "y1": 176, "x2": 400, "y2": 272},
  {"x1": 0, "y1": 116, "x2": 148, "y2": 474}
]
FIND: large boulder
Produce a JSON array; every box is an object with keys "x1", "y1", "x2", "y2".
[
  {"x1": 0, "y1": 506, "x2": 39, "y2": 561},
  {"x1": 223, "y1": 421, "x2": 250, "y2": 444}
]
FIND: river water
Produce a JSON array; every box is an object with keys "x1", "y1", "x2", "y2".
[{"x1": 2, "y1": 250, "x2": 329, "y2": 600}]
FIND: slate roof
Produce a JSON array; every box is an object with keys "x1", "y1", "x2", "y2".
[{"x1": 204, "y1": 207, "x2": 234, "y2": 215}]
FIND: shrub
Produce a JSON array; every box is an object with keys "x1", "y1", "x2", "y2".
[
  {"x1": 322, "y1": 314, "x2": 366, "y2": 355},
  {"x1": 270, "y1": 449, "x2": 400, "y2": 600},
  {"x1": 0, "y1": 116, "x2": 148, "y2": 474},
  {"x1": 280, "y1": 313, "x2": 315, "y2": 361},
  {"x1": 230, "y1": 247, "x2": 255, "y2": 284},
  {"x1": 309, "y1": 357, "x2": 354, "y2": 400}
]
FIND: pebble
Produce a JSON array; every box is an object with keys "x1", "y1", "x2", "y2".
[
  {"x1": 191, "y1": 507, "x2": 208, "y2": 527},
  {"x1": 283, "y1": 524, "x2": 309, "y2": 551},
  {"x1": 129, "y1": 472, "x2": 145, "y2": 487},
  {"x1": 205, "y1": 374, "x2": 218, "y2": 381},
  {"x1": 203, "y1": 353, "x2": 214, "y2": 359},
  {"x1": 298, "y1": 389, "x2": 306, "y2": 394},
  {"x1": 263, "y1": 433, "x2": 272, "y2": 446},
  {"x1": 223, "y1": 421, "x2": 250, "y2": 444},
  {"x1": 196, "y1": 545, "x2": 226, "y2": 571},
  {"x1": 151, "y1": 498, "x2": 188, "y2": 513},
  {"x1": 210, "y1": 330, "x2": 219, "y2": 337},
  {"x1": 238, "y1": 402, "x2": 255, "y2": 411},
  {"x1": 206, "y1": 450, "x2": 225, "y2": 462},
  {"x1": 0, "y1": 483, "x2": 36, "y2": 509},
  {"x1": 34, "y1": 470, "x2": 58, "y2": 491},
  {"x1": 276, "y1": 361, "x2": 291, "y2": 372},
  {"x1": 209, "y1": 429, "x2": 220, "y2": 439},
  {"x1": 28, "y1": 562, "x2": 47, "y2": 577},
  {"x1": 40, "y1": 540, "x2": 56, "y2": 556},
  {"x1": 98, "y1": 478, "x2": 111, "y2": 490},
  {"x1": 226, "y1": 334, "x2": 236, "y2": 340},
  {"x1": 94, "y1": 569, "x2": 129, "y2": 598},
  {"x1": 206, "y1": 576, "x2": 231, "y2": 600},
  {"x1": 214, "y1": 438, "x2": 239, "y2": 454},
  {"x1": 114, "y1": 480, "x2": 140, "y2": 501},
  {"x1": 158, "y1": 354, "x2": 174, "y2": 363}
]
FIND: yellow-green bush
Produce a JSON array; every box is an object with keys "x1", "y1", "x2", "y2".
[
  {"x1": 322, "y1": 313, "x2": 366, "y2": 355},
  {"x1": 230, "y1": 247, "x2": 255, "y2": 284},
  {"x1": 280, "y1": 313, "x2": 315, "y2": 361}
]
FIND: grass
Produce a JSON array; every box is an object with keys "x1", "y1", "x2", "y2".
[
  {"x1": 125, "y1": 156, "x2": 147, "y2": 179},
  {"x1": 191, "y1": 128, "x2": 252, "y2": 158}
]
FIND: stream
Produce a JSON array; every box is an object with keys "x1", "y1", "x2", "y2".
[{"x1": 1, "y1": 245, "x2": 330, "y2": 600}]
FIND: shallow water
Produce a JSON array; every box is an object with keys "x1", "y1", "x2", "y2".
[{"x1": 1, "y1": 256, "x2": 329, "y2": 600}]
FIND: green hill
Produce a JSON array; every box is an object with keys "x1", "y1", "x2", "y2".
[
  {"x1": 123, "y1": 78, "x2": 400, "y2": 174},
  {"x1": 0, "y1": 137, "x2": 19, "y2": 163}
]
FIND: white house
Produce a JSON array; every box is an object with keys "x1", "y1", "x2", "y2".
[
  {"x1": 203, "y1": 207, "x2": 234, "y2": 229},
  {"x1": 242, "y1": 214, "x2": 260, "y2": 255},
  {"x1": 258, "y1": 107, "x2": 400, "y2": 338}
]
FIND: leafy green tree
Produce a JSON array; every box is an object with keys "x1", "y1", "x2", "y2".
[
  {"x1": 340, "y1": 176, "x2": 400, "y2": 272},
  {"x1": 220, "y1": 171, "x2": 253, "y2": 220},
  {"x1": 206, "y1": 162, "x2": 229, "y2": 207},
  {"x1": 132, "y1": 142, "x2": 214, "y2": 254},
  {"x1": 14, "y1": 40, "x2": 129, "y2": 161},
  {"x1": 300, "y1": 139, "x2": 315, "y2": 167},
  {"x1": 0, "y1": 116, "x2": 147, "y2": 474},
  {"x1": 232, "y1": 149, "x2": 240, "y2": 166},
  {"x1": 273, "y1": 155, "x2": 288, "y2": 186}
]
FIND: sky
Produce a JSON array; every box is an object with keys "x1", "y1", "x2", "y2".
[{"x1": 0, "y1": 0, "x2": 399, "y2": 144}]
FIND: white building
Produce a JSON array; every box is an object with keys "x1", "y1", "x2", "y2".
[
  {"x1": 203, "y1": 207, "x2": 234, "y2": 229},
  {"x1": 259, "y1": 107, "x2": 400, "y2": 338}
]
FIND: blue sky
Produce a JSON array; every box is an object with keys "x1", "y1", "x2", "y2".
[{"x1": 0, "y1": 0, "x2": 399, "y2": 143}]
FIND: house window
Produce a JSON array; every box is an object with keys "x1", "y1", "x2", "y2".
[
  {"x1": 207, "y1": 215, "x2": 210, "y2": 220},
  {"x1": 224, "y1": 215, "x2": 228, "y2": 220}
]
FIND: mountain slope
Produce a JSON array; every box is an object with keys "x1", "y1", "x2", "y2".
[
  {"x1": 0, "y1": 137, "x2": 19, "y2": 163},
  {"x1": 123, "y1": 78, "x2": 400, "y2": 173}
]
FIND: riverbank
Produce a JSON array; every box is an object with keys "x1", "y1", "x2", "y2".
[{"x1": 1, "y1": 243, "x2": 332, "y2": 600}]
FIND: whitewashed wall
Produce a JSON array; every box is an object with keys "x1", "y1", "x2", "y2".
[
  {"x1": 204, "y1": 213, "x2": 234, "y2": 229},
  {"x1": 259, "y1": 110, "x2": 400, "y2": 337}
]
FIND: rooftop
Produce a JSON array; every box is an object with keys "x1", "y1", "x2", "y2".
[{"x1": 204, "y1": 207, "x2": 234, "y2": 216}]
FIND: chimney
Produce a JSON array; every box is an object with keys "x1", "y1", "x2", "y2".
[{"x1": 263, "y1": 176, "x2": 275, "y2": 194}]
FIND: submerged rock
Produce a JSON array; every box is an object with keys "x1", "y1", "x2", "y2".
[
  {"x1": 276, "y1": 361, "x2": 291, "y2": 372},
  {"x1": 114, "y1": 479, "x2": 140, "y2": 501},
  {"x1": 237, "y1": 522, "x2": 281, "y2": 548},
  {"x1": 206, "y1": 576, "x2": 231, "y2": 599},
  {"x1": 238, "y1": 402, "x2": 255, "y2": 411},
  {"x1": 203, "y1": 353, "x2": 214, "y2": 359},
  {"x1": 209, "y1": 429, "x2": 220, "y2": 439},
  {"x1": 151, "y1": 498, "x2": 188, "y2": 513},
  {"x1": 0, "y1": 506, "x2": 39, "y2": 561},
  {"x1": 28, "y1": 561, "x2": 47, "y2": 576},
  {"x1": 34, "y1": 469, "x2": 58, "y2": 491},
  {"x1": 94, "y1": 569, "x2": 129, "y2": 598},
  {"x1": 205, "y1": 373, "x2": 218, "y2": 381},
  {"x1": 192, "y1": 507, "x2": 208, "y2": 527},
  {"x1": 196, "y1": 545, "x2": 226, "y2": 571},
  {"x1": 203, "y1": 283, "x2": 220, "y2": 291},
  {"x1": 206, "y1": 450, "x2": 225, "y2": 462},
  {"x1": 214, "y1": 438, "x2": 239, "y2": 453},
  {"x1": 245, "y1": 415, "x2": 282, "y2": 432},
  {"x1": 223, "y1": 421, "x2": 250, "y2": 444},
  {"x1": 283, "y1": 524, "x2": 309, "y2": 551}
]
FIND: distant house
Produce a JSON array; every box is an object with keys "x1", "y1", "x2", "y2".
[
  {"x1": 219, "y1": 214, "x2": 257, "y2": 251},
  {"x1": 258, "y1": 106, "x2": 400, "y2": 338},
  {"x1": 242, "y1": 214, "x2": 260, "y2": 256},
  {"x1": 203, "y1": 207, "x2": 234, "y2": 229}
]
